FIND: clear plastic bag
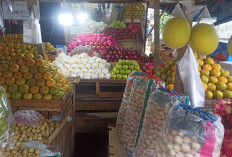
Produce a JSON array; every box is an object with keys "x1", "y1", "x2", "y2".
[
  {"x1": 154, "y1": 103, "x2": 224, "y2": 157},
  {"x1": 23, "y1": 18, "x2": 42, "y2": 44},
  {"x1": 14, "y1": 110, "x2": 41, "y2": 125},
  {"x1": 134, "y1": 88, "x2": 189, "y2": 157},
  {"x1": 178, "y1": 45, "x2": 205, "y2": 107},
  {"x1": 0, "y1": 87, "x2": 14, "y2": 148},
  {"x1": 121, "y1": 75, "x2": 164, "y2": 152}
]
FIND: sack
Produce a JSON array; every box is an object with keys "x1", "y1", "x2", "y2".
[
  {"x1": 134, "y1": 88, "x2": 188, "y2": 157},
  {"x1": 0, "y1": 87, "x2": 15, "y2": 148},
  {"x1": 154, "y1": 103, "x2": 224, "y2": 157},
  {"x1": 23, "y1": 18, "x2": 42, "y2": 44},
  {"x1": 121, "y1": 75, "x2": 164, "y2": 152}
]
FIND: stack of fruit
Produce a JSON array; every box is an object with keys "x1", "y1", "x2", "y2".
[
  {"x1": 111, "y1": 60, "x2": 141, "y2": 79},
  {"x1": 103, "y1": 27, "x2": 136, "y2": 40},
  {"x1": 0, "y1": 52, "x2": 71, "y2": 100},
  {"x1": 99, "y1": 46, "x2": 145, "y2": 63},
  {"x1": 109, "y1": 21, "x2": 126, "y2": 28},
  {"x1": 43, "y1": 42, "x2": 56, "y2": 62},
  {"x1": 123, "y1": 3, "x2": 146, "y2": 19}
]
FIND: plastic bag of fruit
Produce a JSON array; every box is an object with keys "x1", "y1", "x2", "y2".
[
  {"x1": 121, "y1": 74, "x2": 164, "y2": 152},
  {"x1": 14, "y1": 110, "x2": 41, "y2": 125},
  {"x1": 133, "y1": 88, "x2": 189, "y2": 157},
  {"x1": 153, "y1": 102, "x2": 224, "y2": 157},
  {"x1": 0, "y1": 87, "x2": 15, "y2": 148},
  {"x1": 116, "y1": 72, "x2": 146, "y2": 141}
]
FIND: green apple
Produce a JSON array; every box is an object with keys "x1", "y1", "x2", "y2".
[
  {"x1": 120, "y1": 70, "x2": 126, "y2": 75},
  {"x1": 134, "y1": 65, "x2": 140, "y2": 71},
  {"x1": 111, "y1": 74, "x2": 116, "y2": 79},
  {"x1": 131, "y1": 60, "x2": 138, "y2": 66},
  {"x1": 116, "y1": 64, "x2": 122, "y2": 70},
  {"x1": 126, "y1": 70, "x2": 132, "y2": 75},
  {"x1": 123, "y1": 65, "x2": 129, "y2": 70},
  {"x1": 125, "y1": 60, "x2": 132, "y2": 65},
  {"x1": 129, "y1": 65, "x2": 134, "y2": 70},
  {"x1": 118, "y1": 60, "x2": 125, "y2": 65},
  {"x1": 117, "y1": 74, "x2": 122, "y2": 79},
  {"x1": 113, "y1": 68, "x2": 120, "y2": 74},
  {"x1": 122, "y1": 75, "x2": 127, "y2": 79},
  {"x1": 131, "y1": 70, "x2": 137, "y2": 73}
]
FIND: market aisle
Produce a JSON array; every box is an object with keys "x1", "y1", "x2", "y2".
[{"x1": 74, "y1": 133, "x2": 108, "y2": 157}]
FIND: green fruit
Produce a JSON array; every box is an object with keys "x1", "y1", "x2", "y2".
[
  {"x1": 116, "y1": 65, "x2": 122, "y2": 70},
  {"x1": 111, "y1": 74, "x2": 116, "y2": 79},
  {"x1": 120, "y1": 70, "x2": 126, "y2": 75},
  {"x1": 126, "y1": 70, "x2": 132, "y2": 75},
  {"x1": 122, "y1": 75, "x2": 127, "y2": 79},
  {"x1": 12, "y1": 92, "x2": 22, "y2": 99},
  {"x1": 123, "y1": 65, "x2": 128, "y2": 70},
  {"x1": 117, "y1": 74, "x2": 122, "y2": 79}
]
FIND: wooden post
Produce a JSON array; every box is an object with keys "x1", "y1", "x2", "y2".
[
  {"x1": 154, "y1": 0, "x2": 160, "y2": 74},
  {"x1": 174, "y1": 0, "x2": 195, "y2": 93}
]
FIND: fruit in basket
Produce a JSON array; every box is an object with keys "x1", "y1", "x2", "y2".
[
  {"x1": 111, "y1": 60, "x2": 141, "y2": 79},
  {"x1": 162, "y1": 17, "x2": 191, "y2": 49},
  {"x1": 189, "y1": 24, "x2": 219, "y2": 55}
]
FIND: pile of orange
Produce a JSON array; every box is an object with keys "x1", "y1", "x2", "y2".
[
  {"x1": 158, "y1": 53, "x2": 232, "y2": 99},
  {"x1": 0, "y1": 34, "x2": 71, "y2": 100},
  {"x1": 43, "y1": 42, "x2": 56, "y2": 62}
]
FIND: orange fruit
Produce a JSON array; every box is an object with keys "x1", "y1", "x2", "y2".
[
  {"x1": 35, "y1": 60, "x2": 45, "y2": 66},
  {"x1": 39, "y1": 65, "x2": 48, "y2": 73},
  {"x1": 221, "y1": 70, "x2": 230, "y2": 78},
  {"x1": 26, "y1": 79, "x2": 36, "y2": 86},
  {"x1": 216, "y1": 82, "x2": 227, "y2": 91},
  {"x1": 23, "y1": 72, "x2": 33, "y2": 80},
  {"x1": 202, "y1": 82, "x2": 208, "y2": 90},
  {"x1": 213, "y1": 90, "x2": 223, "y2": 99},
  {"x1": 211, "y1": 64, "x2": 221, "y2": 70},
  {"x1": 206, "y1": 90, "x2": 213, "y2": 99},
  {"x1": 29, "y1": 66, "x2": 39, "y2": 74},
  {"x1": 63, "y1": 84, "x2": 71, "y2": 91},
  {"x1": 204, "y1": 58, "x2": 214, "y2": 65},
  {"x1": 17, "y1": 60, "x2": 26, "y2": 66},
  {"x1": 3, "y1": 71, "x2": 13, "y2": 78},
  {"x1": 10, "y1": 64, "x2": 19, "y2": 73},
  {"x1": 57, "y1": 83, "x2": 62, "y2": 88},
  {"x1": 33, "y1": 93, "x2": 43, "y2": 100},
  {"x1": 0, "y1": 64, "x2": 9, "y2": 72},
  {"x1": 209, "y1": 76, "x2": 218, "y2": 84},
  {"x1": 23, "y1": 93, "x2": 33, "y2": 100},
  {"x1": 43, "y1": 72, "x2": 53, "y2": 80},
  {"x1": 30, "y1": 85, "x2": 40, "y2": 94},
  {"x1": 26, "y1": 59, "x2": 35, "y2": 67},
  {"x1": 197, "y1": 59, "x2": 204, "y2": 67},
  {"x1": 34, "y1": 73, "x2": 43, "y2": 80},
  {"x1": 16, "y1": 78, "x2": 26, "y2": 86},
  {"x1": 8, "y1": 84, "x2": 18, "y2": 93},
  {"x1": 14, "y1": 72, "x2": 23, "y2": 79},
  {"x1": 210, "y1": 69, "x2": 221, "y2": 77},
  {"x1": 6, "y1": 77, "x2": 15, "y2": 85},
  {"x1": 43, "y1": 94, "x2": 52, "y2": 100},
  {"x1": 20, "y1": 65, "x2": 29, "y2": 73},
  {"x1": 218, "y1": 77, "x2": 228, "y2": 84},
  {"x1": 202, "y1": 64, "x2": 212, "y2": 71},
  {"x1": 40, "y1": 86, "x2": 50, "y2": 94},
  {"x1": 0, "y1": 77, "x2": 6, "y2": 85},
  {"x1": 19, "y1": 84, "x2": 29, "y2": 93},
  {"x1": 36, "y1": 79, "x2": 46, "y2": 86},
  {"x1": 46, "y1": 79, "x2": 56, "y2": 87}
]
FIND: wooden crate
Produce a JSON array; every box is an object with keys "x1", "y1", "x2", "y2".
[
  {"x1": 108, "y1": 125, "x2": 126, "y2": 157},
  {"x1": 10, "y1": 85, "x2": 75, "y2": 120}
]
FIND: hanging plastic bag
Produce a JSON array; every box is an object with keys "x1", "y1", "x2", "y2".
[
  {"x1": 0, "y1": 3, "x2": 5, "y2": 36},
  {"x1": 154, "y1": 102, "x2": 224, "y2": 157},
  {"x1": 23, "y1": 18, "x2": 42, "y2": 44},
  {"x1": 133, "y1": 88, "x2": 189, "y2": 157},
  {"x1": 178, "y1": 45, "x2": 205, "y2": 107},
  {"x1": 171, "y1": 3, "x2": 185, "y2": 19},
  {"x1": 0, "y1": 86, "x2": 15, "y2": 148},
  {"x1": 121, "y1": 75, "x2": 164, "y2": 152}
]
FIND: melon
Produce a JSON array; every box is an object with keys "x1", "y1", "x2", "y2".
[
  {"x1": 189, "y1": 24, "x2": 219, "y2": 55},
  {"x1": 162, "y1": 17, "x2": 191, "y2": 49},
  {"x1": 228, "y1": 36, "x2": 232, "y2": 56}
]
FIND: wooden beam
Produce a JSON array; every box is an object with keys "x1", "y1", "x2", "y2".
[
  {"x1": 174, "y1": 0, "x2": 195, "y2": 93},
  {"x1": 154, "y1": 0, "x2": 160, "y2": 75}
]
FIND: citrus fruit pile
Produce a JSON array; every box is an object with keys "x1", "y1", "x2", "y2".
[
  {"x1": 123, "y1": 3, "x2": 146, "y2": 19},
  {"x1": 43, "y1": 42, "x2": 56, "y2": 62},
  {"x1": 159, "y1": 54, "x2": 232, "y2": 99}
]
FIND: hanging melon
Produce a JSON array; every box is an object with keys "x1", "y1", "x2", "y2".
[
  {"x1": 228, "y1": 36, "x2": 232, "y2": 56},
  {"x1": 162, "y1": 17, "x2": 191, "y2": 49}
]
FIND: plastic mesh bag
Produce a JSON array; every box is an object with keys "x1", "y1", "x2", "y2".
[
  {"x1": 0, "y1": 87, "x2": 14, "y2": 148},
  {"x1": 134, "y1": 88, "x2": 189, "y2": 157},
  {"x1": 153, "y1": 103, "x2": 224, "y2": 157},
  {"x1": 121, "y1": 75, "x2": 164, "y2": 152},
  {"x1": 14, "y1": 110, "x2": 41, "y2": 125}
]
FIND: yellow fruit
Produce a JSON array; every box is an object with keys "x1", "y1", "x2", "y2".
[
  {"x1": 23, "y1": 72, "x2": 33, "y2": 80},
  {"x1": 50, "y1": 86, "x2": 59, "y2": 95},
  {"x1": 3, "y1": 71, "x2": 13, "y2": 78},
  {"x1": 0, "y1": 64, "x2": 9, "y2": 72},
  {"x1": 200, "y1": 69, "x2": 209, "y2": 76},
  {"x1": 227, "y1": 83, "x2": 232, "y2": 91},
  {"x1": 6, "y1": 77, "x2": 15, "y2": 85},
  {"x1": 36, "y1": 79, "x2": 46, "y2": 86},
  {"x1": 228, "y1": 77, "x2": 232, "y2": 83},
  {"x1": 221, "y1": 70, "x2": 230, "y2": 78},
  {"x1": 33, "y1": 93, "x2": 43, "y2": 100},
  {"x1": 19, "y1": 84, "x2": 29, "y2": 93},
  {"x1": 39, "y1": 65, "x2": 48, "y2": 73},
  {"x1": 206, "y1": 90, "x2": 213, "y2": 99},
  {"x1": 201, "y1": 75, "x2": 209, "y2": 84},
  {"x1": 209, "y1": 76, "x2": 218, "y2": 84},
  {"x1": 40, "y1": 86, "x2": 50, "y2": 94},
  {"x1": 210, "y1": 69, "x2": 221, "y2": 77},
  {"x1": 23, "y1": 93, "x2": 33, "y2": 100},
  {"x1": 213, "y1": 90, "x2": 223, "y2": 99},
  {"x1": 43, "y1": 72, "x2": 53, "y2": 80},
  {"x1": 202, "y1": 64, "x2": 212, "y2": 71},
  {"x1": 218, "y1": 77, "x2": 228, "y2": 84},
  {"x1": 12, "y1": 91, "x2": 22, "y2": 99},
  {"x1": 43, "y1": 94, "x2": 52, "y2": 100},
  {"x1": 34, "y1": 73, "x2": 43, "y2": 80},
  {"x1": 30, "y1": 85, "x2": 40, "y2": 94},
  {"x1": 10, "y1": 64, "x2": 19, "y2": 73},
  {"x1": 211, "y1": 64, "x2": 221, "y2": 70},
  {"x1": 223, "y1": 90, "x2": 232, "y2": 99},
  {"x1": 30, "y1": 66, "x2": 39, "y2": 74},
  {"x1": 202, "y1": 82, "x2": 207, "y2": 90},
  {"x1": 189, "y1": 24, "x2": 219, "y2": 55},
  {"x1": 228, "y1": 36, "x2": 232, "y2": 56},
  {"x1": 16, "y1": 78, "x2": 26, "y2": 86},
  {"x1": 14, "y1": 72, "x2": 23, "y2": 79},
  {"x1": 216, "y1": 82, "x2": 227, "y2": 91},
  {"x1": 46, "y1": 79, "x2": 56, "y2": 87},
  {"x1": 26, "y1": 79, "x2": 36, "y2": 86},
  {"x1": 162, "y1": 17, "x2": 191, "y2": 49},
  {"x1": 197, "y1": 59, "x2": 204, "y2": 67},
  {"x1": 20, "y1": 65, "x2": 29, "y2": 73},
  {"x1": 207, "y1": 83, "x2": 216, "y2": 92},
  {"x1": 8, "y1": 84, "x2": 18, "y2": 93},
  {"x1": 26, "y1": 59, "x2": 35, "y2": 67}
]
